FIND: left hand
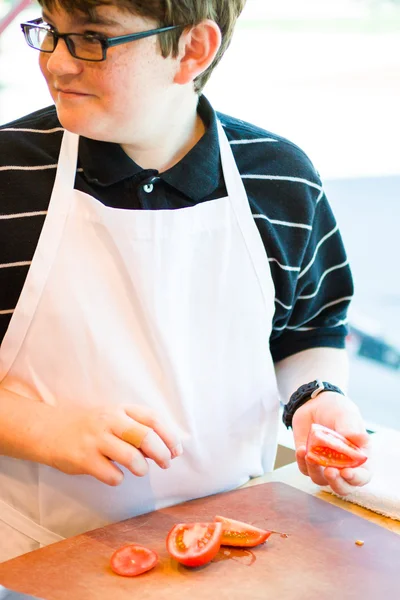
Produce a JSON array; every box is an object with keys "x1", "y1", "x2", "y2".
[{"x1": 292, "y1": 391, "x2": 372, "y2": 496}]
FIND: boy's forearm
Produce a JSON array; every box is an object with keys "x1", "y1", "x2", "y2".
[
  {"x1": 274, "y1": 347, "x2": 350, "y2": 404},
  {"x1": 0, "y1": 387, "x2": 54, "y2": 464}
]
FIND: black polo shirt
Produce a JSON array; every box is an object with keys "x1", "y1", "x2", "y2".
[{"x1": 0, "y1": 95, "x2": 353, "y2": 361}]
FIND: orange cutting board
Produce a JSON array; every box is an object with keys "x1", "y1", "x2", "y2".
[{"x1": 0, "y1": 482, "x2": 399, "y2": 600}]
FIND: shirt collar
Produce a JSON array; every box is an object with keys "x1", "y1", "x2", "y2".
[{"x1": 78, "y1": 95, "x2": 221, "y2": 201}]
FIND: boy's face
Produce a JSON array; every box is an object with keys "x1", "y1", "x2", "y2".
[{"x1": 39, "y1": 3, "x2": 182, "y2": 143}]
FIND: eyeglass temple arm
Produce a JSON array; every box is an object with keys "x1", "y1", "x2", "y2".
[{"x1": 106, "y1": 25, "x2": 183, "y2": 48}]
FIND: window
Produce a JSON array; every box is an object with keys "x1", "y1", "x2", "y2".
[{"x1": 205, "y1": 0, "x2": 400, "y2": 432}]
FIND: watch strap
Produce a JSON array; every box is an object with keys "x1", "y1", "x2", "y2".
[{"x1": 282, "y1": 379, "x2": 344, "y2": 429}]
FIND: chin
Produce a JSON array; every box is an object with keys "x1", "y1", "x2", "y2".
[
  {"x1": 55, "y1": 105, "x2": 86, "y2": 134},
  {"x1": 55, "y1": 107, "x2": 112, "y2": 141}
]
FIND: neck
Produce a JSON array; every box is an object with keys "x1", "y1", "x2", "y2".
[{"x1": 121, "y1": 93, "x2": 205, "y2": 173}]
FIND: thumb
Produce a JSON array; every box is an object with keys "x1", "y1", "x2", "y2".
[
  {"x1": 333, "y1": 412, "x2": 369, "y2": 449},
  {"x1": 338, "y1": 429, "x2": 370, "y2": 450}
]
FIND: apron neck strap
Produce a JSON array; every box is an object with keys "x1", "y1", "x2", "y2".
[{"x1": 53, "y1": 130, "x2": 80, "y2": 196}]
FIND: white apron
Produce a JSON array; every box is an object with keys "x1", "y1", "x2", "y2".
[{"x1": 0, "y1": 122, "x2": 280, "y2": 562}]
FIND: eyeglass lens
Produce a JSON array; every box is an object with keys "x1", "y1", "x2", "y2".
[{"x1": 25, "y1": 26, "x2": 104, "y2": 61}]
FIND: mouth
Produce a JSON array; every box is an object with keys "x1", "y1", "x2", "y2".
[{"x1": 55, "y1": 88, "x2": 91, "y2": 97}]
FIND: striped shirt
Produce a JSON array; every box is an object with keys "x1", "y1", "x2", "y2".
[{"x1": 0, "y1": 95, "x2": 353, "y2": 362}]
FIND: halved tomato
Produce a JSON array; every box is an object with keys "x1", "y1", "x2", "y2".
[
  {"x1": 166, "y1": 521, "x2": 222, "y2": 567},
  {"x1": 306, "y1": 424, "x2": 368, "y2": 468},
  {"x1": 214, "y1": 515, "x2": 271, "y2": 547},
  {"x1": 110, "y1": 543, "x2": 158, "y2": 577}
]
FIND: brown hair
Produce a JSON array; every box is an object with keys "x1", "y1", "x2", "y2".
[{"x1": 38, "y1": 0, "x2": 247, "y2": 92}]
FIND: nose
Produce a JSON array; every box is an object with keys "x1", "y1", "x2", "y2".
[{"x1": 44, "y1": 38, "x2": 83, "y2": 76}]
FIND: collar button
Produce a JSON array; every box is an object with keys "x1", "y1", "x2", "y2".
[{"x1": 143, "y1": 183, "x2": 154, "y2": 193}]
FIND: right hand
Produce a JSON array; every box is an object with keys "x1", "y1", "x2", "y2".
[
  {"x1": 44, "y1": 404, "x2": 183, "y2": 486},
  {"x1": 292, "y1": 392, "x2": 371, "y2": 495}
]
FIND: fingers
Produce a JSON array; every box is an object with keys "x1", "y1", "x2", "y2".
[
  {"x1": 113, "y1": 421, "x2": 171, "y2": 470},
  {"x1": 123, "y1": 405, "x2": 183, "y2": 458},
  {"x1": 101, "y1": 433, "x2": 150, "y2": 477},
  {"x1": 324, "y1": 465, "x2": 372, "y2": 496},
  {"x1": 110, "y1": 405, "x2": 182, "y2": 471},
  {"x1": 296, "y1": 446, "x2": 328, "y2": 485},
  {"x1": 140, "y1": 429, "x2": 174, "y2": 468},
  {"x1": 49, "y1": 404, "x2": 182, "y2": 484},
  {"x1": 121, "y1": 422, "x2": 150, "y2": 449},
  {"x1": 88, "y1": 454, "x2": 125, "y2": 487},
  {"x1": 296, "y1": 445, "x2": 372, "y2": 495}
]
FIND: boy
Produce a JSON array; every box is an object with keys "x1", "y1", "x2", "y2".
[{"x1": 0, "y1": 0, "x2": 370, "y2": 562}]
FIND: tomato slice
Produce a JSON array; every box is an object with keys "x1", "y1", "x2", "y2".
[
  {"x1": 214, "y1": 515, "x2": 271, "y2": 547},
  {"x1": 110, "y1": 543, "x2": 158, "y2": 577},
  {"x1": 306, "y1": 424, "x2": 368, "y2": 468},
  {"x1": 166, "y1": 521, "x2": 222, "y2": 567}
]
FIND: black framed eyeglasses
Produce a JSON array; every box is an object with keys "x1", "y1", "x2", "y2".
[{"x1": 20, "y1": 18, "x2": 184, "y2": 62}]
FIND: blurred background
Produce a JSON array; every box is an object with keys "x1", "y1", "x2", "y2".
[{"x1": 0, "y1": 0, "x2": 399, "y2": 431}]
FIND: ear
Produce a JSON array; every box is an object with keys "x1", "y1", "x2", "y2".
[{"x1": 174, "y1": 20, "x2": 222, "y2": 86}]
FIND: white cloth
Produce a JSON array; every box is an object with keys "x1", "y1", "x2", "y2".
[
  {"x1": 323, "y1": 429, "x2": 400, "y2": 520},
  {"x1": 0, "y1": 121, "x2": 280, "y2": 562}
]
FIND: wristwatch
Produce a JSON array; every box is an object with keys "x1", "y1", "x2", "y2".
[{"x1": 282, "y1": 379, "x2": 344, "y2": 429}]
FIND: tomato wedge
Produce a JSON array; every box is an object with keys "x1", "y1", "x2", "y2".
[
  {"x1": 214, "y1": 515, "x2": 271, "y2": 547},
  {"x1": 166, "y1": 521, "x2": 222, "y2": 567},
  {"x1": 110, "y1": 543, "x2": 158, "y2": 577},
  {"x1": 306, "y1": 424, "x2": 368, "y2": 468}
]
